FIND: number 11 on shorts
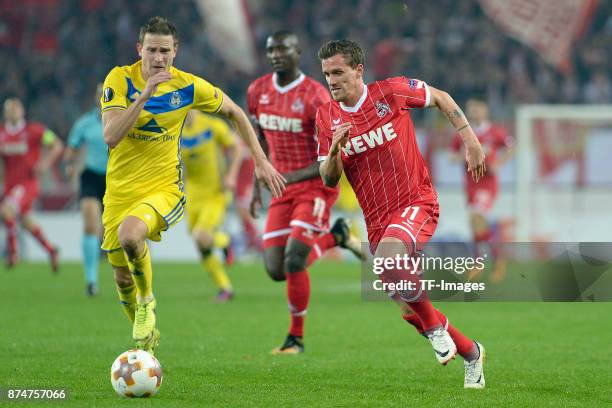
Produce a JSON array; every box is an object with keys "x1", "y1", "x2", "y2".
[{"x1": 400, "y1": 206, "x2": 420, "y2": 220}]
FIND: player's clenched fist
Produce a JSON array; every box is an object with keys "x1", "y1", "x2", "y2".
[
  {"x1": 141, "y1": 71, "x2": 173, "y2": 100},
  {"x1": 329, "y1": 123, "x2": 352, "y2": 156}
]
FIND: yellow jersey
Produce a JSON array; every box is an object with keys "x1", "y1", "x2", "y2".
[
  {"x1": 100, "y1": 61, "x2": 223, "y2": 205},
  {"x1": 181, "y1": 112, "x2": 235, "y2": 198}
]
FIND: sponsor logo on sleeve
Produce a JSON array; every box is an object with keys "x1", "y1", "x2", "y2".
[{"x1": 103, "y1": 87, "x2": 114, "y2": 102}]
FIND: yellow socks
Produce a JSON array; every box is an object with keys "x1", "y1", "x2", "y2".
[
  {"x1": 202, "y1": 251, "x2": 232, "y2": 291},
  {"x1": 127, "y1": 244, "x2": 154, "y2": 302},
  {"x1": 213, "y1": 231, "x2": 230, "y2": 249},
  {"x1": 115, "y1": 282, "x2": 136, "y2": 322}
]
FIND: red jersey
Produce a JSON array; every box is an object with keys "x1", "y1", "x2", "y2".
[
  {"x1": 317, "y1": 77, "x2": 437, "y2": 230},
  {"x1": 451, "y1": 121, "x2": 511, "y2": 186},
  {"x1": 247, "y1": 73, "x2": 332, "y2": 175},
  {"x1": 0, "y1": 120, "x2": 46, "y2": 190}
]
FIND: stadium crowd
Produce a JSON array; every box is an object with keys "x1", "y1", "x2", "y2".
[{"x1": 0, "y1": 0, "x2": 610, "y2": 139}]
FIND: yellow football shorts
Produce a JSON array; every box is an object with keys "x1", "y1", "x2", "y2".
[
  {"x1": 185, "y1": 192, "x2": 229, "y2": 233},
  {"x1": 102, "y1": 188, "x2": 185, "y2": 265}
]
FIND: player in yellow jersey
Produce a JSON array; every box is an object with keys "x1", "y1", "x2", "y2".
[
  {"x1": 181, "y1": 110, "x2": 242, "y2": 302},
  {"x1": 100, "y1": 17, "x2": 285, "y2": 354}
]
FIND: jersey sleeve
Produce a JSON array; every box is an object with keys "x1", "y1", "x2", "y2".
[
  {"x1": 246, "y1": 81, "x2": 259, "y2": 123},
  {"x1": 214, "y1": 118, "x2": 236, "y2": 148},
  {"x1": 316, "y1": 110, "x2": 331, "y2": 161},
  {"x1": 388, "y1": 76, "x2": 431, "y2": 109},
  {"x1": 100, "y1": 67, "x2": 129, "y2": 112},
  {"x1": 192, "y1": 75, "x2": 224, "y2": 114}
]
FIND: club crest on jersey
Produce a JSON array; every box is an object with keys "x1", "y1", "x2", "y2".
[
  {"x1": 103, "y1": 87, "x2": 114, "y2": 102},
  {"x1": 291, "y1": 97, "x2": 304, "y2": 113},
  {"x1": 259, "y1": 94, "x2": 270, "y2": 104},
  {"x1": 375, "y1": 101, "x2": 391, "y2": 118},
  {"x1": 170, "y1": 91, "x2": 182, "y2": 107}
]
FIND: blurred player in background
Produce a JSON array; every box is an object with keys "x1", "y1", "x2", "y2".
[
  {"x1": 451, "y1": 98, "x2": 513, "y2": 282},
  {"x1": 234, "y1": 151, "x2": 262, "y2": 254},
  {"x1": 181, "y1": 110, "x2": 242, "y2": 302},
  {"x1": 100, "y1": 17, "x2": 284, "y2": 354},
  {"x1": 248, "y1": 31, "x2": 365, "y2": 355},
  {"x1": 64, "y1": 83, "x2": 108, "y2": 296},
  {"x1": 317, "y1": 39, "x2": 487, "y2": 388},
  {"x1": 0, "y1": 97, "x2": 62, "y2": 271}
]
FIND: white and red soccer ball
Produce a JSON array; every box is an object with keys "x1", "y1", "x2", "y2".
[{"x1": 110, "y1": 349, "x2": 162, "y2": 397}]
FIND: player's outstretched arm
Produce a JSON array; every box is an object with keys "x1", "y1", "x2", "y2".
[
  {"x1": 217, "y1": 92, "x2": 286, "y2": 198},
  {"x1": 223, "y1": 136, "x2": 243, "y2": 192},
  {"x1": 428, "y1": 87, "x2": 486, "y2": 182},
  {"x1": 102, "y1": 71, "x2": 172, "y2": 148},
  {"x1": 320, "y1": 122, "x2": 350, "y2": 187}
]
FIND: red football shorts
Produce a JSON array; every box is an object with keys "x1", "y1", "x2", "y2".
[
  {"x1": 466, "y1": 176, "x2": 498, "y2": 214},
  {"x1": 2, "y1": 181, "x2": 39, "y2": 216},
  {"x1": 263, "y1": 183, "x2": 338, "y2": 249},
  {"x1": 235, "y1": 158, "x2": 255, "y2": 209},
  {"x1": 368, "y1": 198, "x2": 439, "y2": 255}
]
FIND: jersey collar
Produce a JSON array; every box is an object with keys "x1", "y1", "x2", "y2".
[
  {"x1": 272, "y1": 72, "x2": 305, "y2": 94},
  {"x1": 4, "y1": 119, "x2": 26, "y2": 134},
  {"x1": 340, "y1": 84, "x2": 368, "y2": 113}
]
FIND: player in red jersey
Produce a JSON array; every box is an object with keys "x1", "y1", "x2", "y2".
[
  {"x1": 0, "y1": 98, "x2": 63, "y2": 270},
  {"x1": 247, "y1": 31, "x2": 365, "y2": 354},
  {"x1": 451, "y1": 98, "x2": 513, "y2": 282},
  {"x1": 317, "y1": 40, "x2": 487, "y2": 389}
]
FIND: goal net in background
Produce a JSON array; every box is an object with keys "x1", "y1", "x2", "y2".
[{"x1": 515, "y1": 105, "x2": 612, "y2": 242}]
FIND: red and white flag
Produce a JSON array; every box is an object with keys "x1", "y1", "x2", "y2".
[
  {"x1": 479, "y1": 0, "x2": 597, "y2": 74},
  {"x1": 194, "y1": 0, "x2": 257, "y2": 74}
]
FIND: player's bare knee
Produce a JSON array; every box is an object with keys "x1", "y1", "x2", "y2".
[
  {"x1": 284, "y1": 251, "x2": 307, "y2": 274},
  {"x1": 192, "y1": 229, "x2": 213, "y2": 249},
  {"x1": 113, "y1": 268, "x2": 133, "y2": 287},
  {"x1": 264, "y1": 248, "x2": 286, "y2": 281},
  {"x1": 118, "y1": 228, "x2": 144, "y2": 259},
  {"x1": 264, "y1": 258, "x2": 285, "y2": 281}
]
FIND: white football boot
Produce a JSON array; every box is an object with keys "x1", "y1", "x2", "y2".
[
  {"x1": 464, "y1": 342, "x2": 486, "y2": 389},
  {"x1": 427, "y1": 328, "x2": 457, "y2": 365}
]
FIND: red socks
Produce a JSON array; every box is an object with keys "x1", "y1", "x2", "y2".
[
  {"x1": 29, "y1": 225, "x2": 55, "y2": 253},
  {"x1": 306, "y1": 232, "x2": 337, "y2": 267},
  {"x1": 286, "y1": 270, "x2": 310, "y2": 337},
  {"x1": 404, "y1": 296, "x2": 442, "y2": 332},
  {"x1": 5, "y1": 218, "x2": 17, "y2": 259},
  {"x1": 402, "y1": 309, "x2": 477, "y2": 359}
]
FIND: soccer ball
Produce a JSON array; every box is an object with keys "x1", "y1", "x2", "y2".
[{"x1": 110, "y1": 349, "x2": 163, "y2": 397}]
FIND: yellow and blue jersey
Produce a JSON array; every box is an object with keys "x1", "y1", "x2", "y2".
[
  {"x1": 100, "y1": 60, "x2": 223, "y2": 206},
  {"x1": 181, "y1": 111, "x2": 235, "y2": 199}
]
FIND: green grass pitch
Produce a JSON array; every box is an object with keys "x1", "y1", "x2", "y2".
[{"x1": 1, "y1": 260, "x2": 610, "y2": 407}]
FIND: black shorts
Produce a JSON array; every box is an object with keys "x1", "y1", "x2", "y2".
[{"x1": 79, "y1": 168, "x2": 106, "y2": 202}]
